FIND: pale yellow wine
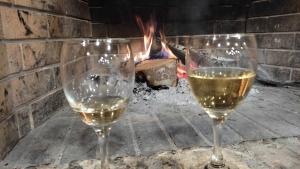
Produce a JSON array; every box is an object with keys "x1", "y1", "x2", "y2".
[
  {"x1": 72, "y1": 96, "x2": 128, "y2": 127},
  {"x1": 188, "y1": 67, "x2": 255, "y2": 120}
]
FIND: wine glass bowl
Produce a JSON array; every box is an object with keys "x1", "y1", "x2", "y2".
[
  {"x1": 186, "y1": 34, "x2": 257, "y2": 169},
  {"x1": 60, "y1": 39, "x2": 134, "y2": 169}
]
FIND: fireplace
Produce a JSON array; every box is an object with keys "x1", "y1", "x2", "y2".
[
  {"x1": 89, "y1": 0, "x2": 300, "y2": 85},
  {"x1": 0, "y1": 0, "x2": 299, "y2": 167}
]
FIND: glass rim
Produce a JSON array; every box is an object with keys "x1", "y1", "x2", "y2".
[
  {"x1": 163, "y1": 33, "x2": 256, "y2": 39},
  {"x1": 60, "y1": 37, "x2": 130, "y2": 47},
  {"x1": 187, "y1": 33, "x2": 256, "y2": 38},
  {"x1": 63, "y1": 38, "x2": 131, "y2": 44}
]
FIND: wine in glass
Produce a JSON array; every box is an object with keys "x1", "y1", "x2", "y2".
[
  {"x1": 186, "y1": 34, "x2": 257, "y2": 169},
  {"x1": 60, "y1": 38, "x2": 135, "y2": 169}
]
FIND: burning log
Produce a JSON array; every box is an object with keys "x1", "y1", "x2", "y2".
[
  {"x1": 136, "y1": 58, "x2": 177, "y2": 87},
  {"x1": 168, "y1": 42, "x2": 186, "y2": 65}
]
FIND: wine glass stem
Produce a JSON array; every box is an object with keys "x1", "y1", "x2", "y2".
[
  {"x1": 211, "y1": 119, "x2": 225, "y2": 168},
  {"x1": 95, "y1": 127, "x2": 111, "y2": 169}
]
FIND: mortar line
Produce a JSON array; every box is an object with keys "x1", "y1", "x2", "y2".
[
  {"x1": 249, "y1": 12, "x2": 300, "y2": 19},
  {"x1": 56, "y1": 117, "x2": 76, "y2": 165},
  {"x1": 2, "y1": 34, "x2": 297, "y2": 44},
  {"x1": 0, "y1": 87, "x2": 62, "y2": 125},
  {"x1": 222, "y1": 117, "x2": 244, "y2": 140},
  {"x1": 127, "y1": 117, "x2": 141, "y2": 156},
  {"x1": 168, "y1": 32, "x2": 300, "y2": 36},
  {"x1": 89, "y1": 7, "x2": 104, "y2": 9},
  {"x1": 0, "y1": 63, "x2": 60, "y2": 83},
  {"x1": 223, "y1": 124, "x2": 244, "y2": 142},
  {"x1": 252, "y1": 0, "x2": 269, "y2": 3},
  {"x1": 215, "y1": 19, "x2": 246, "y2": 22},
  {"x1": 0, "y1": 37, "x2": 91, "y2": 43},
  {"x1": 47, "y1": 13, "x2": 51, "y2": 38},
  {"x1": 14, "y1": 87, "x2": 63, "y2": 112},
  {"x1": 293, "y1": 32, "x2": 297, "y2": 50},
  {"x1": 28, "y1": 108, "x2": 34, "y2": 129},
  {"x1": 180, "y1": 114, "x2": 213, "y2": 146},
  {"x1": 19, "y1": 43, "x2": 25, "y2": 73},
  {"x1": 226, "y1": 113, "x2": 278, "y2": 142},
  {"x1": 263, "y1": 48, "x2": 300, "y2": 52},
  {"x1": 14, "y1": 111, "x2": 22, "y2": 138},
  {"x1": 250, "y1": 32, "x2": 300, "y2": 34},
  {"x1": 259, "y1": 64, "x2": 294, "y2": 70},
  {"x1": 151, "y1": 112, "x2": 178, "y2": 150}
]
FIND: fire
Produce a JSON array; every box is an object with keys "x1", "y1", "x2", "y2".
[
  {"x1": 135, "y1": 16, "x2": 187, "y2": 78},
  {"x1": 177, "y1": 61, "x2": 187, "y2": 78},
  {"x1": 135, "y1": 16, "x2": 155, "y2": 62}
]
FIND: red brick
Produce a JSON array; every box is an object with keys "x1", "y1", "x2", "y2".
[
  {"x1": 0, "y1": 7, "x2": 48, "y2": 39},
  {"x1": 0, "y1": 44, "x2": 22, "y2": 79},
  {"x1": 11, "y1": 69, "x2": 55, "y2": 106},
  {"x1": 22, "y1": 41, "x2": 63, "y2": 70}
]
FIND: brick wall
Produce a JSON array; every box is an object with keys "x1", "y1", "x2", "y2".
[
  {"x1": 89, "y1": 0, "x2": 300, "y2": 84},
  {"x1": 246, "y1": 0, "x2": 300, "y2": 84},
  {"x1": 0, "y1": 0, "x2": 91, "y2": 159}
]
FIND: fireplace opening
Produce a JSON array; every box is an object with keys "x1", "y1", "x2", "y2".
[{"x1": 0, "y1": 0, "x2": 300, "y2": 168}]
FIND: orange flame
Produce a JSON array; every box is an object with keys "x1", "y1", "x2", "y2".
[
  {"x1": 135, "y1": 16, "x2": 187, "y2": 78},
  {"x1": 135, "y1": 16, "x2": 177, "y2": 62},
  {"x1": 159, "y1": 31, "x2": 177, "y2": 59},
  {"x1": 135, "y1": 16, "x2": 155, "y2": 62}
]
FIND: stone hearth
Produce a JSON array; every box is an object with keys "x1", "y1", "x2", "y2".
[{"x1": 1, "y1": 80, "x2": 300, "y2": 169}]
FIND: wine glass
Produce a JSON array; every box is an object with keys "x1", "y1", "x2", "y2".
[
  {"x1": 186, "y1": 34, "x2": 257, "y2": 169},
  {"x1": 60, "y1": 38, "x2": 135, "y2": 169}
]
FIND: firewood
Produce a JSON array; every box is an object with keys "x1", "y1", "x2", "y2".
[{"x1": 136, "y1": 58, "x2": 177, "y2": 87}]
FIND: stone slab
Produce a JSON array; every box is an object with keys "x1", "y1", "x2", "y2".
[
  {"x1": 130, "y1": 113, "x2": 173, "y2": 156},
  {"x1": 155, "y1": 107, "x2": 208, "y2": 148},
  {"x1": 2, "y1": 116, "x2": 73, "y2": 168},
  {"x1": 183, "y1": 111, "x2": 243, "y2": 145},
  {"x1": 237, "y1": 102, "x2": 300, "y2": 137},
  {"x1": 226, "y1": 112, "x2": 277, "y2": 140}
]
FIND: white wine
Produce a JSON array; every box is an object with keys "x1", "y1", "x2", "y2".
[
  {"x1": 72, "y1": 96, "x2": 128, "y2": 127},
  {"x1": 188, "y1": 67, "x2": 255, "y2": 120}
]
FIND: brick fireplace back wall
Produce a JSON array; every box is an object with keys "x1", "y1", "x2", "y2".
[
  {"x1": 0, "y1": 0, "x2": 91, "y2": 159},
  {"x1": 89, "y1": 0, "x2": 300, "y2": 84}
]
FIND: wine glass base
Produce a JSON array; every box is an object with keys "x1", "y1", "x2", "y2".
[{"x1": 204, "y1": 162, "x2": 239, "y2": 169}]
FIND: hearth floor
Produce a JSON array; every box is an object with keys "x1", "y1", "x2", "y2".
[{"x1": 1, "y1": 80, "x2": 300, "y2": 169}]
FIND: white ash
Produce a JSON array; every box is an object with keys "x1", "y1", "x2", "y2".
[{"x1": 131, "y1": 79, "x2": 198, "y2": 106}]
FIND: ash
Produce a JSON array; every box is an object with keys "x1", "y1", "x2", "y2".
[{"x1": 131, "y1": 79, "x2": 197, "y2": 106}]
